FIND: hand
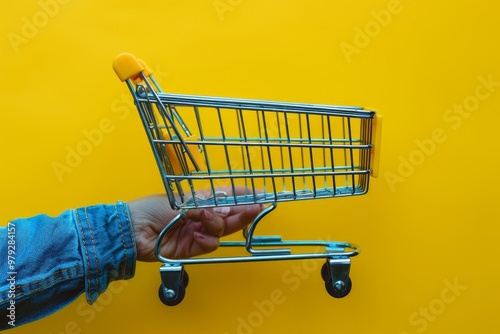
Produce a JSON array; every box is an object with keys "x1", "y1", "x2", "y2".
[{"x1": 128, "y1": 187, "x2": 264, "y2": 262}]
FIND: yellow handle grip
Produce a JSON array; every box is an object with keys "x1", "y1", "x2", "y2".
[
  {"x1": 113, "y1": 53, "x2": 155, "y2": 85},
  {"x1": 137, "y1": 58, "x2": 153, "y2": 77},
  {"x1": 113, "y1": 53, "x2": 144, "y2": 82},
  {"x1": 370, "y1": 114, "x2": 383, "y2": 178}
]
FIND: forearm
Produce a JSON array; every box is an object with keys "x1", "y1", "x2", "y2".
[{"x1": 0, "y1": 202, "x2": 137, "y2": 330}]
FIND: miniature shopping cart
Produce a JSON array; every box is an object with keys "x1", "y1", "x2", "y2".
[{"x1": 113, "y1": 53, "x2": 382, "y2": 306}]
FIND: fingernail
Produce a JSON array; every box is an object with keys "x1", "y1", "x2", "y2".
[
  {"x1": 213, "y1": 206, "x2": 230, "y2": 216},
  {"x1": 194, "y1": 232, "x2": 205, "y2": 240}
]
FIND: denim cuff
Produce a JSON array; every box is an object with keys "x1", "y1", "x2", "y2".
[{"x1": 72, "y1": 202, "x2": 137, "y2": 304}]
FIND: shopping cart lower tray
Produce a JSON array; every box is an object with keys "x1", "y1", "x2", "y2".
[{"x1": 113, "y1": 53, "x2": 382, "y2": 305}]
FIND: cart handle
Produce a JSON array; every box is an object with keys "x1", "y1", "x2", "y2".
[
  {"x1": 369, "y1": 112, "x2": 383, "y2": 178},
  {"x1": 113, "y1": 52, "x2": 154, "y2": 83},
  {"x1": 114, "y1": 53, "x2": 161, "y2": 89},
  {"x1": 113, "y1": 52, "x2": 145, "y2": 82}
]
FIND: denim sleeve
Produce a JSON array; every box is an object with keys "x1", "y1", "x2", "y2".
[{"x1": 0, "y1": 202, "x2": 137, "y2": 330}]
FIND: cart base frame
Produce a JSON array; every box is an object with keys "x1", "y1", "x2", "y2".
[{"x1": 156, "y1": 203, "x2": 359, "y2": 305}]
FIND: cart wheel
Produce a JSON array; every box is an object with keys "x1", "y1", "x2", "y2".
[
  {"x1": 325, "y1": 277, "x2": 352, "y2": 298},
  {"x1": 158, "y1": 283, "x2": 186, "y2": 306},
  {"x1": 182, "y1": 269, "x2": 189, "y2": 288},
  {"x1": 321, "y1": 262, "x2": 329, "y2": 281}
]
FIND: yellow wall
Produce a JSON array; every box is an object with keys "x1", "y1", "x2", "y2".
[{"x1": 1, "y1": 1, "x2": 499, "y2": 333}]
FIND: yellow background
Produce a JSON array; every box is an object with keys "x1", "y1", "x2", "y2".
[{"x1": 1, "y1": 1, "x2": 499, "y2": 333}]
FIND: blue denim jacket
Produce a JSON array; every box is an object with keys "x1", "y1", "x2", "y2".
[{"x1": 0, "y1": 202, "x2": 136, "y2": 330}]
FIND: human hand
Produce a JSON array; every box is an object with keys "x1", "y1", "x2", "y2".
[{"x1": 128, "y1": 187, "x2": 264, "y2": 262}]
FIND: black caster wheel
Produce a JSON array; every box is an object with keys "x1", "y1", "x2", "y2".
[
  {"x1": 181, "y1": 269, "x2": 189, "y2": 288},
  {"x1": 159, "y1": 283, "x2": 186, "y2": 306},
  {"x1": 321, "y1": 262, "x2": 329, "y2": 281},
  {"x1": 325, "y1": 276, "x2": 352, "y2": 298}
]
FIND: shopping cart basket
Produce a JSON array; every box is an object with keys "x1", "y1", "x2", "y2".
[{"x1": 113, "y1": 53, "x2": 382, "y2": 305}]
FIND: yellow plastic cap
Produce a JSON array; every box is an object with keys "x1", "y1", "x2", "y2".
[
  {"x1": 113, "y1": 53, "x2": 145, "y2": 82},
  {"x1": 138, "y1": 58, "x2": 153, "y2": 77}
]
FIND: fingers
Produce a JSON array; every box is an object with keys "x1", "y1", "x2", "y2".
[
  {"x1": 201, "y1": 210, "x2": 225, "y2": 237},
  {"x1": 219, "y1": 204, "x2": 265, "y2": 236},
  {"x1": 193, "y1": 232, "x2": 219, "y2": 255},
  {"x1": 161, "y1": 231, "x2": 220, "y2": 259},
  {"x1": 209, "y1": 187, "x2": 265, "y2": 236},
  {"x1": 197, "y1": 186, "x2": 264, "y2": 202},
  {"x1": 185, "y1": 208, "x2": 225, "y2": 237},
  {"x1": 190, "y1": 211, "x2": 223, "y2": 257},
  {"x1": 184, "y1": 203, "x2": 263, "y2": 238},
  {"x1": 186, "y1": 204, "x2": 263, "y2": 258}
]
